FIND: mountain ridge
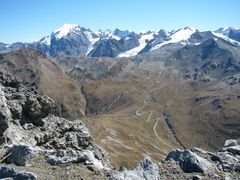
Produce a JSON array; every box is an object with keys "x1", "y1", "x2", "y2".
[{"x1": 1, "y1": 24, "x2": 240, "y2": 58}]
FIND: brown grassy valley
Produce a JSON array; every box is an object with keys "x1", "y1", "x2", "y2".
[
  {"x1": 81, "y1": 62, "x2": 240, "y2": 167},
  {"x1": 56, "y1": 41, "x2": 240, "y2": 168},
  {"x1": 1, "y1": 44, "x2": 240, "y2": 170}
]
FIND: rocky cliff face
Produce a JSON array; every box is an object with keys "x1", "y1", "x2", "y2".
[{"x1": 0, "y1": 71, "x2": 111, "y2": 179}]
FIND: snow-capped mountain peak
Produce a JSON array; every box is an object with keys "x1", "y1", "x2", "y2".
[
  {"x1": 215, "y1": 27, "x2": 233, "y2": 35},
  {"x1": 117, "y1": 31, "x2": 156, "y2": 57},
  {"x1": 53, "y1": 24, "x2": 81, "y2": 39},
  {"x1": 1, "y1": 24, "x2": 240, "y2": 58},
  {"x1": 97, "y1": 29, "x2": 121, "y2": 41},
  {"x1": 183, "y1": 26, "x2": 196, "y2": 31},
  {"x1": 170, "y1": 27, "x2": 197, "y2": 42},
  {"x1": 113, "y1": 28, "x2": 132, "y2": 39},
  {"x1": 214, "y1": 27, "x2": 240, "y2": 35},
  {"x1": 151, "y1": 27, "x2": 197, "y2": 51}
]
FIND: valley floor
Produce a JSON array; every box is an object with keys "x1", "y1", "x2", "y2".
[{"x1": 80, "y1": 68, "x2": 240, "y2": 167}]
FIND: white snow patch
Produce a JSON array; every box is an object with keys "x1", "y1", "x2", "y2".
[
  {"x1": 111, "y1": 35, "x2": 121, "y2": 41},
  {"x1": 85, "y1": 32, "x2": 99, "y2": 45},
  {"x1": 118, "y1": 32, "x2": 155, "y2": 57},
  {"x1": 54, "y1": 24, "x2": 80, "y2": 39},
  {"x1": 151, "y1": 27, "x2": 197, "y2": 51},
  {"x1": 125, "y1": 37, "x2": 132, "y2": 41},
  {"x1": 41, "y1": 36, "x2": 51, "y2": 45},
  {"x1": 84, "y1": 31, "x2": 100, "y2": 55},
  {"x1": 194, "y1": 42, "x2": 201, "y2": 45},
  {"x1": 170, "y1": 27, "x2": 196, "y2": 42}
]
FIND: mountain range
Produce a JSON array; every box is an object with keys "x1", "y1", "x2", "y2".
[{"x1": 1, "y1": 24, "x2": 240, "y2": 58}]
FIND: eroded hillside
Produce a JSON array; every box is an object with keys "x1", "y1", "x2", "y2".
[{"x1": 0, "y1": 48, "x2": 86, "y2": 119}]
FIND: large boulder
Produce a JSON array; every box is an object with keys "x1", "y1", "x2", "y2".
[
  {"x1": 0, "y1": 166, "x2": 37, "y2": 180},
  {"x1": 220, "y1": 138, "x2": 240, "y2": 155},
  {"x1": 23, "y1": 94, "x2": 54, "y2": 126},
  {"x1": 47, "y1": 148, "x2": 86, "y2": 165},
  {"x1": 5, "y1": 144, "x2": 38, "y2": 166},
  {"x1": 24, "y1": 96, "x2": 42, "y2": 119},
  {"x1": 165, "y1": 149, "x2": 212, "y2": 173},
  {"x1": 3, "y1": 123, "x2": 37, "y2": 146},
  {"x1": 34, "y1": 116, "x2": 92, "y2": 149},
  {"x1": 136, "y1": 157, "x2": 160, "y2": 180},
  {"x1": 110, "y1": 156, "x2": 160, "y2": 180},
  {"x1": 46, "y1": 148, "x2": 104, "y2": 170},
  {"x1": 7, "y1": 100, "x2": 22, "y2": 119},
  {"x1": 214, "y1": 138, "x2": 240, "y2": 172}
]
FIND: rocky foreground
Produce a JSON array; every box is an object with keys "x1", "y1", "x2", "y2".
[{"x1": 0, "y1": 71, "x2": 239, "y2": 179}]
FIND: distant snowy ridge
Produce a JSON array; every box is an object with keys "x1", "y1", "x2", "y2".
[
  {"x1": 1, "y1": 24, "x2": 240, "y2": 57},
  {"x1": 151, "y1": 27, "x2": 197, "y2": 51},
  {"x1": 118, "y1": 31, "x2": 156, "y2": 57}
]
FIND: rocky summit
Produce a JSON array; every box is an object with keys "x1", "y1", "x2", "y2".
[
  {"x1": 0, "y1": 71, "x2": 111, "y2": 179},
  {"x1": 0, "y1": 70, "x2": 239, "y2": 179}
]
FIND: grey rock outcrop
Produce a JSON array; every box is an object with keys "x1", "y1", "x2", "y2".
[
  {"x1": 7, "y1": 100, "x2": 22, "y2": 119},
  {"x1": 110, "y1": 157, "x2": 160, "y2": 180},
  {"x1": 47, "y1": 148, "x2": 104, "y2": 170},
  {"x1": 162, "y1": 139, "x2": 240, "y2": 179},
  {"x1": 221, "y1": 138, "x2": 240, "y2": 154},
  {"x1": 0, "y1": 71, "x2": 111, "y2": 173},
  {"x1": 111, "y1": 138, "x2": 240, "y2": 180},
  {"x1": 36, "y1": 116, "x2": 111, "y2": 170},
  {"x1": 0, "y1": 86, "x2": 11, "y2": 137},
  {"x1": 215, "y1": 138, "x2": 240, "y2": 173},
  {"x1": 5, "y1": 144, "x2": 38, "y2": 166},
  {"x1": 0, "y1": 166, "x2": 37, "y2": 180},
  {"x1": 0, "y1": 72, "x2": 54, "y2": 127},
  {"x1": 165, "y1": 149, "x2": 212, "y2": 173},
  {"x1": 22, "y1": 94, "x2": 54, "y2": 126},
  {"x1": 35, "y1": 116, "x2": 92, "y2": 149},
  {"x1": 47, "y1": 148, "x2": 87, "y2": 165}
]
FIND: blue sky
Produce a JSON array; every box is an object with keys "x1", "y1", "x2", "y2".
[{"x1": 1, "y1": 0, "x2": 239, "y2": 43}]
